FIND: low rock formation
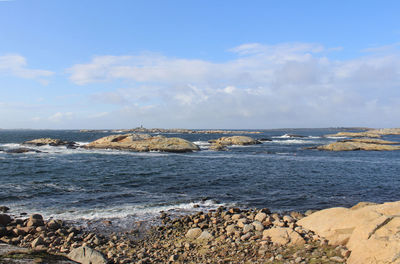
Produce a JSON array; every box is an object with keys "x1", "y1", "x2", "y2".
[
  {"x1": 326, "y1": 128, "x2": 400, "y2": 138},
  {"x1": 85, "y1": 133, "x2": 200, "y2": 153},
  {"x1": 3, "y1": 148, "x2": 42, "y2": 154},
  {"x1": 23, "y1": 138, "x2": 77, "y2": 148},
  {"x1": 81, "y1": 127, "x2": 262, "y2": 134},
  {"x1": 315, "y1": 139, "x2": 400, "y2": 151},
  {"x1": 298, "y1": 201, "x2": 400, "y2": 264},
  {"x1": 209, "y1": 136, "x2": 260, "y2": 150}
]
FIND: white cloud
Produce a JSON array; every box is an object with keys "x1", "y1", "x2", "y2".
[
  {"x1": 0, "y1": 54, "x2": 53, "y2": 80},
  {"x1": 48, "y1": 112, "x2": 74, "y2": 122},
  {"x1": 63, "y1": 42, "x2": 400, "y2": 128}
]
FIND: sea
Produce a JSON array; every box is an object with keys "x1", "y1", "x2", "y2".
[{"x1": 1, "y1": 128, "x2": 400, "y2": 231}]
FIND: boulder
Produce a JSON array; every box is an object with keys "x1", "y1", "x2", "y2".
[
  {"x1": 47, "y1": 219, "x2": 61, "y2": 230},
  {"x1": 262, "y1": 227, "x2": 305, "y2": 245},
  {"x1": 297, "y1": 200, "x2": 400, "y2": 264},
  {"x1": 252, "y1": 221, "x2": 264, "y2": 231},
  {"x1": 0, "y1": 214, "x2": 11, "y2": 226},
  {"x1": 26, "y1": 214, "x2": 44, "y2": 227},
  {"x1": 254, "y1": 212, "x2": 267, "y2": 222},
  {"x1": 185, "y1": 228, "x2": 202, "y2": 239},
  {"x1": 23, "y1": 138, "x2": 76, "y2": 147},
  {"x1": 197, "y1": 231, "x2": 214, "y2": 241},
  {"x1": 68, "y1": 246, "x2": 107, "y2": 264},
  {"x1": 85, "y1": 134, "x2": 199, "y2": 153}
]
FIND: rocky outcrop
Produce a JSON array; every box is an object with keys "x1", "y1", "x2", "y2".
[
  {"x1": 85, "y1": 134, "x2": 200, "y2": 153},
  {"x1": 315, "y1": 139, "x2": 400, "y2": 151},
  {"x1": 209, "y1": 136, "x2": 260, "y2": 150},
  {"x1": 23, "y1": 138, "x2": 76, "y2": 147},
  {"x1": 297, "y1": 201, "x2": 400, "y2": 264},
  {"x1": 341, "y1": 138, "x2": 399, "y2": 144},
  {"x1": 326, "y1": 128, "x2": 400, "y2": 138},
  {"x1": 3, "y1": 148, "x2": 42, "y2": 154}
]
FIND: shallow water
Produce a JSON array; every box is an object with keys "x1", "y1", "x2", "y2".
[{"x1": 1, "y1": 128, "x2": 400, "y2": 229}]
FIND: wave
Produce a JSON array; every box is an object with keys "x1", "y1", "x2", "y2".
[
  {"x1": 192, "y1": 141, "x2": 211, "y2": 149},
  {"x1": 268, "y1": 139, "x2": 317, "y2": 144},
  {"x1": 272, "y1": 134, "x2": 321, "y2": 139},
  {"x1": 11, "y1": 199, "x2": 229, "y2": 222},
  {"x1": 0, "y1": 143, "x2": 170, "y2": 157}
]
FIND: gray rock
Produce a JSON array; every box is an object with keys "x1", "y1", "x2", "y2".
[
  {"x1": 0, "y1": 206, "x2": 9, "y2": 213},
  {"x1": 252, "y1": 221, "x2": 264, "y2": 231},
  {"x1": 197, "y1": 231, "x2": 214, "y2": 241},
  {"x1": 185, "y1": 228, "x2": 202, "y2": 239},
  {"x1": 68, "y1": 246, "x2": 108, "y2": 264},
  {"x1": 242, "y1": 224, "x2": 254, "y2": 234}
]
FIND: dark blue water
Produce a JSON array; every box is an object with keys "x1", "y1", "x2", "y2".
[{"x1": 1, "y1": 129, "x2": 400, "y2": 227}]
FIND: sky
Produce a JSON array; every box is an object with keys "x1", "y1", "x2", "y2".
[{"x1": 0, "y1": 0, "x2": 399, "y2": 129}]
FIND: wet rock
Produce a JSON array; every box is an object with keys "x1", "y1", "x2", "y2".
[
  {"x1": 5, "y1": 148, "x2": 42, "y2": 154},
  {"x1": 26, "y1": 214, "x2": 44, "y2": 227},
  {"x1": 0, "y1": 206, "x2": 10, "y2": 213},
  {"x1": 23, "y1": 138, "x2": 76, "y2": 147},
  {"x1": 47, "y1": 219, "x2": 61, "y2": 230},
  {"x1": 0, "y1": 214, "x2": 11, "y2": 226}
]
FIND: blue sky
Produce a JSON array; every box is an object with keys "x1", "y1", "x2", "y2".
[{"x1": 0, "y1": 0, "x2": 399, "y2": 129}]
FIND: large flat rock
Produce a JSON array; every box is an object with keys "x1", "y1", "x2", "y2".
[
  {"x1": 297, "y1": 201, "x2": 400, "y2": 264},
  {"x1": 85, "y1": 133, "x2": 200, "y2": 153}
]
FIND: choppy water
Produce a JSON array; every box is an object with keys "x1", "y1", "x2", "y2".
[{"x1": 1, "y1": 128, "x2": 400, "y2": 229}]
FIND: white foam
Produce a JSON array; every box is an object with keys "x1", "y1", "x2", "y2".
[
  {"x1": 272, "y1": 134, "x2": 292, "y2": 139},
  {"x1": 192, "y1": 141, "x2": 211, "y2": 149},
  {"x1": 41, "y1": 200, "x2": 228, "y2": 221},
  {"x1": 0, "y1": 143, "x2": 173, "y2": 157}
]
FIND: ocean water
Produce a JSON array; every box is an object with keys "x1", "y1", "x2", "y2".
[{"x1": 1, "y1": 128, "x2": 400, "y2": 229}]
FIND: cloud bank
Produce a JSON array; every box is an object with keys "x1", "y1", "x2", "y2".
[
  {"x1": 11, "y1": 42, "x2": 400, "y2": 129},
  {"x1": 64, "y1": 42, "x2": 400, "y2": 128}
]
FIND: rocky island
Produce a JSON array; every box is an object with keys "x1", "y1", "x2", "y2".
[
  {"x1": 84, "y1": 134, "x2": 200, "y2": 153},
  {"x1": 312, "y1": 138, "x2": 400, "y2": 151}
]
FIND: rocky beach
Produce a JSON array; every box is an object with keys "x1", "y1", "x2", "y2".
[
  {"x1": 3, "y1": 200, "x2": 400, "y2": 264},
  {"x1": 1, "y1": 205, "x2": 349, "y2": 264}
]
